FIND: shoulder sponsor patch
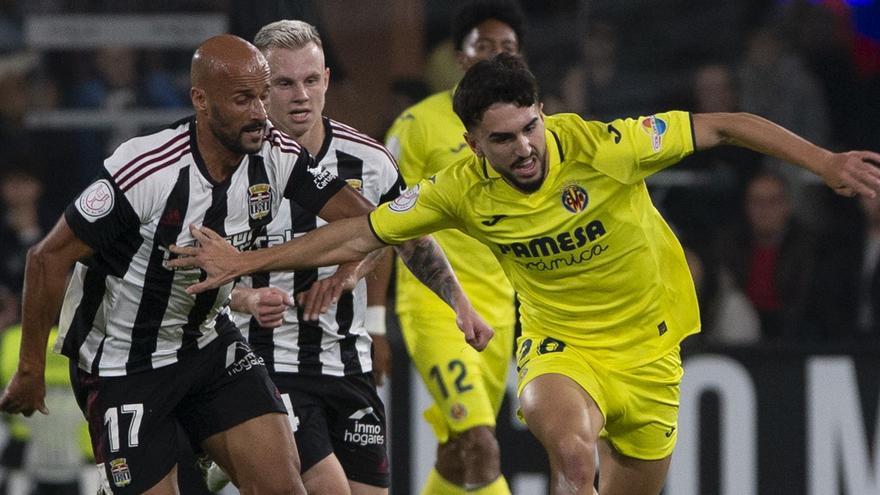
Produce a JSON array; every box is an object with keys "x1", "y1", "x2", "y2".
[
  {"x1": 308, "y1": 165, "x2": 336, "y2": 190},
  {"x1": 640, "y1": 115, "x2": 668, "y2": 152},
  {"x1": 76, "y1": 179, "x2": 115, "y2": 222},
  {"x1": 389, "y1": 184, "x2": 420, "y2": 212}
]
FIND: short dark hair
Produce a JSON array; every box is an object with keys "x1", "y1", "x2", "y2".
[
  {"x1": 453, "y1": 53, "x2": 538, "y2": 131},
  {"x1": 451, "y1": 0, "x2": 526, "y2": 51}
]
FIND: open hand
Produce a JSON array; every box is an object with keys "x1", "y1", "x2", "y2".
[
  {"x1": 296, "y1": 263, "x2": 359, "y2": 321},
  {"x1": 167, "y1": 225, "x2": 240, "y2": 294},
  {"x1": 822, "y1": 151, "x2": 880, "y2": 198}
]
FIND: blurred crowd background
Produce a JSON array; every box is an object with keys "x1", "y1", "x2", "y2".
[{"x1": 0, "y1": 0, "x2": 878, "y2": 492}]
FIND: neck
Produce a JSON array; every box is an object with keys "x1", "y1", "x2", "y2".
[
  {"x1": 286, "y1": 118, "x2": 325, "y2": 156},
  {"x1": 195, "y1": 120, "x2": 243, "y2": 183}
]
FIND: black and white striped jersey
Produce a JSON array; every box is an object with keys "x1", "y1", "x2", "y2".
[
  {"x1": 234, "y1": 117, "x2": 404, "y2": 377},
  {"x1": 55, "y1": 117, "x2": 346, "y2": 377}
]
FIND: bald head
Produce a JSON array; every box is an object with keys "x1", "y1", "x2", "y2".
[{"x1": 191, "y1": 34, "x2": 269, "y2": 90}]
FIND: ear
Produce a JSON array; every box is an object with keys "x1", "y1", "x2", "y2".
[
  {"x1": 190, "y1": 87, "x2": 207, "y2": 113},
  {"x1": 464, "y1": 132, "x2": 482, "y2": 157},
  {"x1": 323, "y1": 67, "x2": 331, "y2": 90},
  {"x1": 539, "y1": 102, "x2": 545, "y2": 117}
]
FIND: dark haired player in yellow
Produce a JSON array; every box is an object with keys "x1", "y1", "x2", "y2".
[
  {"x1": 169, "y1": 54, "x2": 880, "y2": 494},
  {"x1": 384, "y1": 1, "x2": 525, "y2": 493}
]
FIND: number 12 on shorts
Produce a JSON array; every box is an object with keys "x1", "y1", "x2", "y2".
[
  {"x1": 429, "y1": 359, "x2": 473, "y2": 399},
  {"x1": 104, "y1": 404, "x2": 144, "y2": 452}
]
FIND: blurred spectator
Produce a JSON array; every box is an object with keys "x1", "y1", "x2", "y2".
[
  {"x1": 716, "y1": 172, "x2": 820, "y2": 341},
  {"x1": 0, "y1": 166, "x2": 50, "y2": 328},
  {"x1": 683, "y1": 242, "x2": 760, "y2": 347},
  {"x1": 658, "y1": 62, "x2": 761, "y2": 236},
  {"x1": 553, "y1": 19, "x2": 647, "y2": 121},
  {"x1": 812, "y1": 194, "x2": 880, "y2": 342},
  {"x1": 738, "y1": 27, "x2": 831, "y2": 228}
]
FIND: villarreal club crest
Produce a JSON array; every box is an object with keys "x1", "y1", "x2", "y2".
[{"x1": 561, "y1": 183, "x2": 589, "y2": 213}]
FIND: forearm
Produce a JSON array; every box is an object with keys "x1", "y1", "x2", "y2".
[
  {"x1": 695, "y1": 112, "x2": 834, "y2": 176},
  {"x1": 230, "y1": 286, "x2": 257, "y2": 313},
  {"x1": 366, "y1": 248, "x2": 393, "y2": 306},
  {"x1": 237, "y1": 216, "x2": 385, "y2": 277},
  {"x1": 19, "y1": 248, "x2": 68, "y2": 374},
  {"x1": 394, "y1": 235, "x2": 467, "y2": 312}
]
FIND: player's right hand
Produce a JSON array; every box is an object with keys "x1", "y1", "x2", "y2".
[
  {"x1": 0, "y1": 369, "x2": 49, "y2": 417},
  {"x1": 246, "y1": 287, "x2": 294, "y2": 328},
  {"x1": 456, "y1": 307, "x2": 494, "y2": 352}
]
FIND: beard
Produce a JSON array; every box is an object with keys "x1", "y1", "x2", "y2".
[
  {"x1": 499, "y1": 153, "x2": 547, "y2": 193},
  {"x1": 208, "y1": 107, "x2": 265, "y2": 155}
]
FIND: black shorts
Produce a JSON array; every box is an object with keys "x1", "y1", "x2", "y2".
[
  {"x1": 70, "y1": 331, "x2": 286, "y2": 494},
  {"x1": 274, "y1": 372, "x2": 390, "y2": 488}
]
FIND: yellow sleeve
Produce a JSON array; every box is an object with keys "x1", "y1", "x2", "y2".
[
  {"x1": 385, "y1": 110, "x2": 427, "y2": 187},
  {"x1": 369, "y1": 173, "x2": 460, "y2": 244},
  {"x1": 587, "y1": 111, "x2": 695, "y2": 184}
]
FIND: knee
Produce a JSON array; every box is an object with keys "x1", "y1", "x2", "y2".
[
  {"x1": 550, "y1": 433, "x2": 597, "y2": 488},
  {"x1": 456, "y1": 426, "x2": 500, "y2": 468}
]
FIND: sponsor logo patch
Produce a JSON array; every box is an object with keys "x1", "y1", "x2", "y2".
[
  {"x1": 640, "y1": 115, "x2": 668, "y2": 152},
  {"x1": 389, "y1": 185, "x2": 420, "y2": 212},
  {"x1": 224, "y1": 341, "x2": 265, "y2": 376},
  {"x1": 247, "y1": 183, "x2": 272, "y2": 220},
  {"x1": 308, "y1": 165, "x2": 336, "y2": 190},
  {"x1": 77, "y1": 179, "x2": 115, "y2": 222},
  {"x1": 109, "y1": 458, "x2": 132, "y2": 487},
  {"x1": 344, "y1": 407, "x2": 384, "y2": 446},
  {"x1": 561, "y1": 184, "x2": 588, "y2": 213}
]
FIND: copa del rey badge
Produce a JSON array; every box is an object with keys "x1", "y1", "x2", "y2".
[{"x1": 248, "y1": 183, "x2": 272, "y2": 220}]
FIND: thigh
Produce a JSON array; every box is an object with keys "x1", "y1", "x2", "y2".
[
  {"x1": 325, "y1": 374, "x2": 390, "y2": 489},
  {"x1": 399, "y1": 312, "x2": 501, "y2": 442},
  {"x1": 200, "y1": 413, "x2": 299, "y2": 489},
  {"x1": 273, "y1": 375, "x2": 335, "y2": 474},
  {"x1": 301, "y1": 454, "x2": 351, "y2": 495},
  {"x1": 70, "y1": 364, "x2": 183, "y2": 494},
  {"x1": 601, "y1": 347, "x2": 683, "y2": 461},
  {"x1": 175, "y1": 335, "x2": 288, "y2": 448},
  {"x1": 598, "y1": 441, "x2": 670, "y2": 495}
]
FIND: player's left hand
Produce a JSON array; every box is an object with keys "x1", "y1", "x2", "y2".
[
  {"x1": 168, "y1": 225, "x2": 240, "y2": 293},
  {"x1": 456, "y1": 306, "x2": 494, "y2": 351},
  {"x1": 297, "y1": 262, "x2": 359, "y2": 321},
  {"x1": 821, "y1": 151, "x2": 880, "y2": 198}
]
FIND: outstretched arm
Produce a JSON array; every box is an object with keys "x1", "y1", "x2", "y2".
[
  {"x1": 0, "y1": 217, "x2": 93, "y2": 416},
  {"x1": 693, "y1": 112, "x2": 880, "y2": 198},
  {"x1": 394, "y1": 236, "x2": 494, "y2": 350}
]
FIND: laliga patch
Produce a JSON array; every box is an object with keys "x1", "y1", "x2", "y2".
[
  {"x1": 76, "y1": 179, "x2": 115, "y2": 222},
  {"x1": 247, "y1": 183, "x2": 272, "y2": 221},
  {"x1": 389, "y1": 184, "x2": 420, "y2": 212},
  {"x1": 109, "y1": 458, "x2": 132, "y2": 487},
  {"x1": 640, "y1": 115, "x2": 668, "y2": 152},
  {"x1": 561, "y1": 183, "x2": 589, "y2": 213}
]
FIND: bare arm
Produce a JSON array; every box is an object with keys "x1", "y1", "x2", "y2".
[
  {"x1": 693, "y1": 112, "x2": 880, "y2": 197},
  {"x1": 0, "y1": 217, "x2": 93, "y2": 416},
  {"x1": 365, "y1": 248, "x2": 393, "y2": 385}
]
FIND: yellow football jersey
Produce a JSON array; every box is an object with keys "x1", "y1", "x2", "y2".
[
  {"x1": 373, "y1": 111, "x2": 701, "y2": 368},
  {"x1": 385, "y1": 90, "x2": 515, "y2": 327}
]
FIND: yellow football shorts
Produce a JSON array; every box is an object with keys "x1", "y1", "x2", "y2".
[
  {"x1": 516, "y1": 333, "x2": 683, "y2": 460},
  {"x1": 399, "y1": 309, "x2": 515, "y2": 443}
]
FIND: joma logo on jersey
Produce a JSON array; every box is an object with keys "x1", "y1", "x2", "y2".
[
  {"x1": 561, "y1": 184, "x2": 588, "y2": 213},
  {"x1": 248, "y1": 184, "x2": 272, "y2": 220},
  {"x1": 497, "y1": 220, "x2": 606, "y2": 258}
]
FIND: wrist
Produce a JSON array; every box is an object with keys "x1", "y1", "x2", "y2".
[{"x1": 365, "y1": 305, "x2": 386, "y2": 336}]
